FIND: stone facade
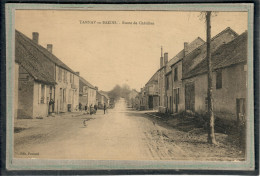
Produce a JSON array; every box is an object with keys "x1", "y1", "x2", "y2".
[
  {"x1": 55, "y1": 66, "x2": 79, "y2": 113},
  {"x1": 17, "y1": 66, "x2": 54, "y2": 118}
]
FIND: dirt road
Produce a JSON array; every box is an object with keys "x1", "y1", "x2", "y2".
[
  {"x1": 14, "y1": 98, "x2": 243, "y2": 161},
  {"x1": 14, "y1": 99, "x2": 175, "y2": 160}
]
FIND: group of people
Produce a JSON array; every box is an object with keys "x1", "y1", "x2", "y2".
[{"x1": 78, "y1": 102, "x2": 107, "y2": 115}]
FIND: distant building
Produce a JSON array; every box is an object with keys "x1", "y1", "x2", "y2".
[
  {"x1": 139, "y1": 88, "x2": 146, "y2": 110},
  {"x1": 79, "y1": 76, "x2": 97, "y2": 107},
  {"x1": 96, "y1": 90, "x2": 102, "y2": 108},
  {"x1": 143, "y1": 72, "x2": 159, "y2": 110},
  {"x1": 128, "y1": 89, "x2": 139, "y2": 108},
  {"x1": 99, "y1": 91, "x2": 110, "y2": 107}
]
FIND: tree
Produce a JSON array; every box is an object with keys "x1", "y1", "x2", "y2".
[
  {"x1": 121, "y1": 84, "x2": 131, "y2": 101},
  {"x1": 206, "y1": 11, "x2": 217, "y2": 145},
  {"x1": 107, "y1": 84, "x2": 131, "y2": 102},
  {"x1": 108, "y1": 84, "x2": 121, "y2": 101}
]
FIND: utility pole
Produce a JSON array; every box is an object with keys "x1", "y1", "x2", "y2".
[{"x1": 206, "y1": 11, "x2": 217, "y2": 144}]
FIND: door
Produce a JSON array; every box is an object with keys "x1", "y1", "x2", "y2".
[
  {"x1": 49, "y1": 87, "x2": 53, "y2": 113},
  {"x1": 169, "y1": 96, "x2": 172, "y2": 113},
  {"x1": 185, "y1": 83, "x2": 195, "y2": 112},
  {"x1": 72, "y1": 90, "x2": 75, "y2": 111},
  {"x1": 174, "y1": 88, "x2": 180, "y2": 113},
  {"x1": 59, "y1": 88, "x2": 63, "y2": 111},
  {"x1": 148, "y1": 96, "x2": 153, "y2": 109}
]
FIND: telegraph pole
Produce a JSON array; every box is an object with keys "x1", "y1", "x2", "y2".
[{"x1": 206, "y1": 11, "x2": 217, "y2": 144}]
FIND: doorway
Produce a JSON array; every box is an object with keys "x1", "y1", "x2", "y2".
[
  {"x1": 185, "y1": 83, "x2": 195, "y2": 112},
  {"x1": 174, "y1": 88, "x2": 180, "y2": 113},
  {"x1": 148, "y1": 96, "x2": 153, "y2": 109}
]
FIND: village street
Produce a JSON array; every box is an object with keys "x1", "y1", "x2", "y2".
[{"x1": 14, "y1": 98, "x2": 243, "y2": 161}]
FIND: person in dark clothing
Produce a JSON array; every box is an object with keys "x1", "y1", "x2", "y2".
[
  {"x1": 49, "y1": 99, "x2": 55, "y2": 113},
  {"x1": 79, "y1": 102, "x2": 82, "y2": 112},
  {"x1": 104, "y1": 103, "x2": 106, "y2": 114},
  {"x1": 94, "y1": 104, "x2": 97, "y2": 114},
  {"x1": 90, "y1": 104, "x2": 93, "y2": 115}
]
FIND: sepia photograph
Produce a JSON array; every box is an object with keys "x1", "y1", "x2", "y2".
[{"x1": 5, "y1": 4, "x2": 254, "y2": 170}]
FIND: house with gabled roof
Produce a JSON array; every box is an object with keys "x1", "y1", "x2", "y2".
[
  {"x1": 143, "y1": 71, "x2": 159, "y2": 110},
  {"x1": 182, "y1": 31, "x2": 247, "y2": 123},
  {"x1": 165, "y1": 27, "x2": 238, "y2": 115},
  {"x1": 182, "y1": 27, "x2": 238, "y2": 78},
  {"x1": 15, "y1": 30, "x2": 79, "y2": 118},
  {"x1": 128, "y1": 89, "x2": 139, "y2": 108},
  {"x1": 79, "y1": 76, "x2": 97, "y2": 108},
  {"x1": 157, "y1": 49, "x2": 170, "y2": 113},
  {"x1": 99, "y1": 90, "x2": 110, "y2": 108},
  {"x1": 15, "y1": 31, "x2": 56, "y2": 118},
  {"x1": 165, "y1": 37, "x2": 205, "y2": 114}
]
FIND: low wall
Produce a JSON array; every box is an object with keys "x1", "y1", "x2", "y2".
[{"x1": 158, "y1": 106, "x2": 166, "y2": 113}]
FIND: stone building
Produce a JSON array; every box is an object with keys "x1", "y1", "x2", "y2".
[
  {"x1": 128, "y1": 89, "x2": 139, "y2": 108},
  {"x1": 182, "y1": 27, "x2": 238, "y2": 114},
  {"x1": 79, "y1": 76, "x2": 97, "y2": 108},
  {"x1": 143, "y1": 72, "x2": 159, "y2": 110},
  {"x1": 15, "y1": 30, "x2": 56, "y2": 118},
  {"x1": 167, "y1": 37, "x2": 205, "y2": 114},
  {"x1": 182, "y1": 31, "x2": 247, "y2": 124},
  {"x1": 158, "y1": 49, "x2": 168, "y2": 113},
  {"x1": 96, "y1": 90, "x2": 102, "y2": 108},
  {"x1": 99, "y1": 91, "x2": 110, "y2": 107},
  {"x1": 15, "y1": 30, "x2": 79, "y2": 118}
]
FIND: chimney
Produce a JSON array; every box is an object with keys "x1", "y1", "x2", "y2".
[
  {"x1": 160, "y1": 46, "x2": 164, "y2": 68},
  {"x1": 164, "y1": 53, "x2": 168, "y2": 65},
  {"x1": 160, "y1": 56, "x2": 164, "y2": 68},
  {"x1": 184, "y1": 42, "x2": 188, "y2": 56},
  {"x1": 75, "y1": 72, "x2": 80, "y2": 76},
  {"x1": 32, "y1": 32, "x2": 39, "y2": 44},
  {"x1": 95, "y1": 86, "x2": 98, "y2": 90},
  {"x1": 47, "y1": 44, "x2": 53, "y2": 53}
]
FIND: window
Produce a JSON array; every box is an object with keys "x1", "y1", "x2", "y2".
[
  {"x1": 83, "y1": 86, "x2": 88, "y2": 94},
  {"x1": 174, "y1": 67, "x2": 178, "y2": 81},
  {"x1": 216, "y1": 70, "x2": 222, "y2": 89},
  {"x1": 166, "y1": 76, "x2": 169, "y2": 90},
  {"x1": 70, "y1": 73, "x2": 72, "y2": 83},
  {"x1": 174, "y1": 88, "x2": 179, "y2": 104},
  {"x1": 40, "y1": 84, "x2": 45, "y2": 104},
  {"x1": 64, "y1": 70, "x2": 67, "y2": 83},
  {"x1": 63, "y1": 89, "x2": 66, "y2": 102},
  {"x1": 58, "y1": 68, "x2": 62, "y2": 82},
  {"x1": 68, "y1": 90, "x2": 71, "y2": 104},
  {"x1": 49, "y1": 86, "x2": 53, "y2": 99}
]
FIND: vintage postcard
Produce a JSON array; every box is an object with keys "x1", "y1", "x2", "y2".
[{"x1": 5, "y1": 3, "x2": 254, "y2": 170}]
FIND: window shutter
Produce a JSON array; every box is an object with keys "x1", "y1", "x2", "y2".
[
  {"x1": 38, "y1": 84, "x2": 41, "y2": 104},
  {"x1": 177, "y1": 88, "x2": 180, "y2": 104}
]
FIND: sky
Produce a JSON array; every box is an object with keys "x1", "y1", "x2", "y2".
[{"x1": 15, "y1": 10, "x2": 248, "y2": 91}]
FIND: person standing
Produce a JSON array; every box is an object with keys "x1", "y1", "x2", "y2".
[
  {"x1": 90, "y1": 104, "x2": 93, "y2": 115},
  {"x1": 104, "y1": 103, "x2": 106, "y2": 114},
  {"x1": 94, "y1": 104, "x2": 97, "y2": 114},
  {"x1": 79, "y1": 102, "x2": 82, "y2": 112}
]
